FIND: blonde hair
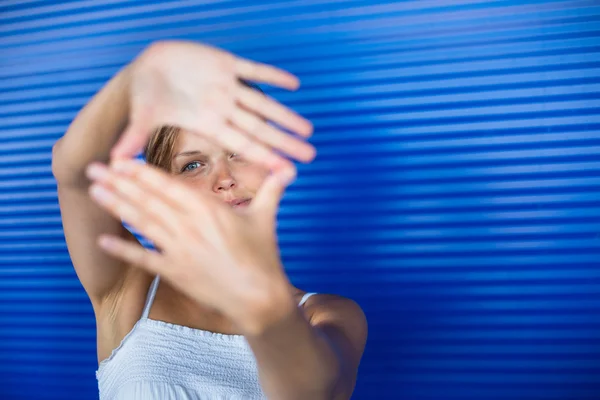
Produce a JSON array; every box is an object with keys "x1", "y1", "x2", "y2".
[{"x1": 143, "y1": 125, "x2": 180, "y2": 172}]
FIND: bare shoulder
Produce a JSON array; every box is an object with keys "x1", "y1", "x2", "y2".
[
  {"x1": 302, "y1": 293, "x2": 368, "y2": 352},
  {"x1": 300, "y1": 292, "x2": 368, "y2": 399},
  {"x1": 303, "y1": 293, "x2": 367, "y2": 324}
]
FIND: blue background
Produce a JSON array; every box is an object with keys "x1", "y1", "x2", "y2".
[{"x1": 1, "y1": 1, "x2": 600, "y2": 399}]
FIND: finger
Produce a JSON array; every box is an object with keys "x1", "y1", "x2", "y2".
[
  {"x1": 88, "y1": 181, "x2": 176, "y2": 250},
  {"x1": 234, "y1": 57, "x2": 300, "y2": 90},
  {"x1": 251, "y1": 168, "x2": 295, "y2": 218},
  {"x1": 222, "y1": 123, "x2": 295, "y2": 171},
  {"x1": 87, "y1": 162, "x2": 181, "y2": 237},
  {"x1": 229, "y1": 106, "x2": 315, "y2": 163},
  {"x1": 110, "y1": 160, "x2": 228, "y2": 245},
  {"x1": 110, "y1": 159, "x2": 206, "y2": 216},
  {"x1": 204, "y1": 121, "x2": 294, "y2": 172},
  {"x1": 235, "y1": 84, "x2": 313, "y2": 138},
  {"x1": 97, "y1": 234, "x2": 165, "y2": 275}
]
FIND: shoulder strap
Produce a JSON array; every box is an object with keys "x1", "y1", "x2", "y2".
[
  {"x1": 141, "y1": 275, "x2": 160, "y2": 319},
  {"x1": 298, "y1": 292, "x2": 317, "y2": 307}
]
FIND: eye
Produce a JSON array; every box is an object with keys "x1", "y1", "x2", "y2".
[
  {"x1": 181, "y1": 161, "x2": 205, "y2": 173},
  {"x1": 230, "y1": 152, "x2": 246, "y2": 162}
]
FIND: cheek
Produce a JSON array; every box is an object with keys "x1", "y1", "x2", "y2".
[{"x1": 179, "y1": 175, "x2": 212, "y2": 191}]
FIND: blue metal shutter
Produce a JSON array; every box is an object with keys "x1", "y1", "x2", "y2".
[{"x1": 1, "y1": 1, "x2": 599, "y2": 399}]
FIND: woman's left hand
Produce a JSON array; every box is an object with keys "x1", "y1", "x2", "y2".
[{"x1": 85, "y1": 159, "x2": 295, "y2": 334}]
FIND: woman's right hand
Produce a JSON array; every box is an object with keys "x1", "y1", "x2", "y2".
[{"x1": 111, "y1": 40, "x2": 315, "y2": 182}]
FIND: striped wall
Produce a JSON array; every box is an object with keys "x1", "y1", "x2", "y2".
[{"x1": 1, "y1": 1, "x2": 600, "y2": 399}]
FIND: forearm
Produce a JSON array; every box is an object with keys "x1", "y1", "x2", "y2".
[
  {"x1": 52, "y1": 64, "x2": 132, "y2": 187},
  {"x1": 244, "y1": 295, "x2": 342, "y2": 400}
]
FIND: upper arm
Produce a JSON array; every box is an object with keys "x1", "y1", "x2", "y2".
[
  {"x1": 308, "y1": 296, "x2": 368, "y2": 400},
  {"x1": 56, "y1": 181, "x2": 139, "y2": 310}
]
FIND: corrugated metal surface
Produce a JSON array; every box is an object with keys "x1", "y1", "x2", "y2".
[{"x1": 1, "y1": 1, "x2": 600, "y2": 399}]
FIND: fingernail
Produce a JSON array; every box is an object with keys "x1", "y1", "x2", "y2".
[
  {"x1": 89, "y1": 184, "x2": 111, "y2": 202},
  {"x1": 305, "y1": 145, "x2": 317, "y2": 162},
  {"x1": 86, "y1": 163, "x2": 107, "y2": 181},
  {"x1": 278, "y1": 167, "x2": 296, "y2": 186},
  {"x1": 301, "y1": 120, "x2": 314, "y2": 137}
]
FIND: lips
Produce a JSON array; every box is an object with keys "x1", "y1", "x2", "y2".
[{"x1": 227, "y1": 198, "x2": 251, "y2": 208}]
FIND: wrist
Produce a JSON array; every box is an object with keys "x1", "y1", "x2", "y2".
[{"x1": 234, "y1": 276, "x2": 297, "y2": 337}]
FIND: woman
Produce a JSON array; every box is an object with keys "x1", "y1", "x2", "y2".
[{"x1": 52, "y1": 40, "x2": 367, "y2": 400}]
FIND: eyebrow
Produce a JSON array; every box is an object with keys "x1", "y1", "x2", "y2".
[{"x1": 174, "y1": 151, "x2": 202, "y2": 158}]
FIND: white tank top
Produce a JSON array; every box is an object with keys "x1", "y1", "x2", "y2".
[{"x1": 96, "y1": 275, "x2": 316, "y2": 399}]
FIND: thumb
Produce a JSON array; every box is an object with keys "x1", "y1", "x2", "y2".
[
  {"x1": 251, "y1": 166, "x2": 296, "y2": 218},
  {"x1": 111, "y1": 112, "x2": 154, "y2": 159}
]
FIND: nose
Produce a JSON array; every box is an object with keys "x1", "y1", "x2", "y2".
[{"x1": 212, "y1": 162, "x2": 236, "y2": 193}]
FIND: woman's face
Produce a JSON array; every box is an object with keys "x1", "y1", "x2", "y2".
[{"x1": 169, "y1": 130, "x2": 270, "y2": 210}]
